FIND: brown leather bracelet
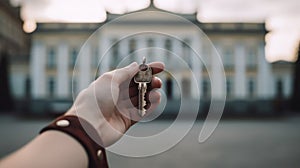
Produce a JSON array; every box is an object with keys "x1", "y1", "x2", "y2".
[{"x1": 40, "y1": 115, "x2": 109, "y2": 168}]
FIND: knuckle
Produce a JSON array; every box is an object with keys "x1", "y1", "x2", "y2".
[
  {"x1": 101, "y1": 72, "x2": 113, "y2": 80},
  {"x1": 152, "y1": 90, "x2": 161, "y2": 96},
  {"x1": 122, "y1": 68, "x2": 132, "y2": 79},
  {"x1": 77, "y1": 88, "x2": 91, "y2": 100},
  {"x1": 156, "y1": 91, "x2": 162, "y2": 98}
]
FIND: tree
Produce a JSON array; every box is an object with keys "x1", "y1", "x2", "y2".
[{"x1": 292, "y1": 41, "x2": 300, "y2": 112}]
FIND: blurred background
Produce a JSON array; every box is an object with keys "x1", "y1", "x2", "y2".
[{"x1": 0, "y1": 0, "x2": 300, "y2": 167}]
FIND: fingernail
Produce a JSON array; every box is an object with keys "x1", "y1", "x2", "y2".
[
  {"x1": 154, "y1": 77, "x2": 163, "y2": 88},
  {"x1": 156, "y1": 77, "x2": 162, "y2": 85},
  {"x1": 129, "y1": 62, "x2": 138, "y2": 68}
]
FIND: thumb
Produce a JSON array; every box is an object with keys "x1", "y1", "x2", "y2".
[{"x1": 113, "y1": 62, "x2": 139, "y2": 83}]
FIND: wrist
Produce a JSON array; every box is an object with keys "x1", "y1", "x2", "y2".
[
  {"x1": 65, "y1": 106, "x2": 106, "y2": 134},
  {"x1": 65, "y1": 106, "x2": 123, "y2": 147},
  {"x1": 40, "y1": 115, "x2": 109, "y2": 168}
]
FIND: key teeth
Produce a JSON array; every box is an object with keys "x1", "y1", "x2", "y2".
[
  {"x1": 139, "y1": 109, "x2": 146, "y2": 117},
  {"x1": 140, "y1": 91, "x2": 146, "y2": 117},
  {"x1": 142, "y1": 86, "x2": 147, "y2": 108},
  {"x1": 139, "y1": 100, "x2": 147, "y2": 117}
]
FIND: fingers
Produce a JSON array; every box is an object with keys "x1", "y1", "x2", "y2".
[
  {"x1": 148, "y1": 76, "x2": 163, "y2": 90},
  {"x1": 119, "y1": 62, "x2": 164, "y2": 89},
  {"x1": 119, "y1": 89, "x2": 161, "y2": 108},
  {"x1": 110, "y1": 62, "x2": 139, "y2": 84},
  {"x1": 118, "y1": 90, "x2": 161, "y2": 121},
  {"x1": 145, "y1": 90, "x2": 161, "y2": 110},
  {"x1": 144, "y1": 99, "x2": 160, "y2": 115},
  {"x1": 119, "y1": 77, "x2": 162, "y2": 100},
  {"x1": 102, "y1": 61, "x2": 163, "y2": 124},
  {"x1": 128, "y1": 91, "x2": 161, "y2": 123},
  {"x1": 112, "y1": 61, "x2": 164, "y2": 84},
  {"x1": 126, "y1": 100, "x2": 160, "y2": 124},
  {"x1": 148, "y1": 62, "x2": 165, "y2": 75}
]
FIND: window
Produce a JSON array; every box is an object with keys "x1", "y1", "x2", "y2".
[
  {"x1": 182, "y1": 78, "x2": 191, "y2": 98},
  {"x1": 165, "y1": 39, "x2": 172, "y2": 57},
  {"x1": 248, "y1": 78, "x2": 255, "y2": 98},
  {"x1": 111, "y1": 39, "x2": 119, "y2": 68},
  {"x1": 202, "y1": 44, "x2": 211, "y2": 69},
  {"x1": 47, "y1": 47, "x2": 56, "y2": 69},
  {"x1": 129, "y1": 39, "x2": 136, "y2": 61},
  {"x1": 70, "y1": 48, "x2": 78, "y2": 68},
  {"x1": 222, "y1": 46, "x2": 234, "y2": 70},
  {"x1": 147, "y1": 38, "x2": 154, "y2": 57},
  {"x1": 276, "y1": 79, "x2": 283, "y2": 97},
  {"x1": 92, "y1": 47, "x2": 99, "y2": 69},
  {"x1": 164, "y1": 39, "x2": 172, "y2": 66},
  {"x1": 202, "y1": 79, "x2": 210, "y2": 99},
  {"x1": 166, "y1": 78, "x2": 173, "y2": 99},
  {"x1": 247, "y1": 47, "x2": 257, "y2": 68},
  {"x1": 48, "y1": 77, "x2": 55, "y2": 97},
  {"x1": 226, "y1": 78, "x2": 232, "y2": 98},
  {"x1": 25, "y1": 76, "x2": 31, "y2": 97},
  {"x1": 182, "y1": 39, "x2": 191, "y2": 67}
]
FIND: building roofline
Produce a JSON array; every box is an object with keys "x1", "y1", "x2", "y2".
[
  {"x1": 33, "y1": 0, "x2": 267, "y2": 35},
  {"x1": 35, "y1": 21, "x2": 267, "y2": 35}
]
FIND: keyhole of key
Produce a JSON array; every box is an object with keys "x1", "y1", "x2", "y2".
[{"x1": 139, "y1": 64, "x2": 148, "y2": 71}]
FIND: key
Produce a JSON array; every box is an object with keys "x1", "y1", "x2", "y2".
[{"x1": 134, "y1": 57, "x2": 152, "y2": 117}]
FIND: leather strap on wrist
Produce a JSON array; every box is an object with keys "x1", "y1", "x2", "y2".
[{"x1": 40, "y1": 115, "x2": 109, "y2": 168}]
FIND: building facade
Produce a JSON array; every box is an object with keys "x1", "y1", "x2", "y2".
[
  {"x1": 26, "y1": 9, "x2": 293, "y2": 115},
  {"x1": 0, "y1": 0, "x2": 30, "y2": 112}
]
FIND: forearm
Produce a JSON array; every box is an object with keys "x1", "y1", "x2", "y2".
[{"x1": 0, "y1": 130, "x2": 88, "y2": 168}]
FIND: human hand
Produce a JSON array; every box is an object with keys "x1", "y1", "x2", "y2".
[{"x1": 66, "y1": 62, "x2": 164, "y2": 146}]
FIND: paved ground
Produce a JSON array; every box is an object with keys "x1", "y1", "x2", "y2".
[{"x1": 0, "y1": 114, "x2": 299, "y2": 168}]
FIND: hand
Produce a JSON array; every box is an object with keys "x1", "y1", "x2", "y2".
[{"x1": 66, "y1": 62, "x2": 164, "y2": 146}]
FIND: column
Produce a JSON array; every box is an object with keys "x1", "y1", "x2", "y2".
[
  {"x1": 257, "y1": 43, "x2": 274, "y2": 99},
  {"x1": 234, "y1": 43, "x2": 246, "y2": 99},
  {"x1": 57, "y1": 42, "x2": 69, "y2": 98},
  {"x1": 173, "y1": 73, "x2": 181, "y2": 99},
  {"x1": 119, "y1": 38, "x2": 129, "y2": 62},
  {"x1": 284, "y1": 74, "x2": 292, "y2": 98},
  {"x1": 78, "y1": 43, "x2": 91, "y2": 92},
  {"x1": 191, "y1": 36, "x2": 202, "y2": 99},
  {"x1": 211, "y1": 43, "x2": 226, "y2": 99},
  {"x1": 30, "y1": 41, "x2": 46, "y2": 98},
  {"x1": 172, "y1": 38, "x2": 183, "y2": 70},
  {"x1": 155, "y1": 36, "x2": 164, "y2": 62},
  {"x1": 171, "y1": 38, "x2": 183, "y2": 99},
  {"x1": 99, "y1": 35, "x2": 110, "y2": 75}
]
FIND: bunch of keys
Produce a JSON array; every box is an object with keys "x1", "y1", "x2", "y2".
[{"x1": 134, "y1": 57, "x2": 152, "y2": 117}]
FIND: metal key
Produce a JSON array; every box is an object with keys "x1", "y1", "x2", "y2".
[{"x1": 134, "y1": 57, "x2": 152, "y2": 117}]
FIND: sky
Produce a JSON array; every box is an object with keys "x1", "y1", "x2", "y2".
[{"x1": 10, "y1": 0, "x2": 300, "y2": 62}]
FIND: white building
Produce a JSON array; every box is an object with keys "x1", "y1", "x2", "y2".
[{"x1": 25, "y1": 8, "x2": 293, "y2": 115}]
